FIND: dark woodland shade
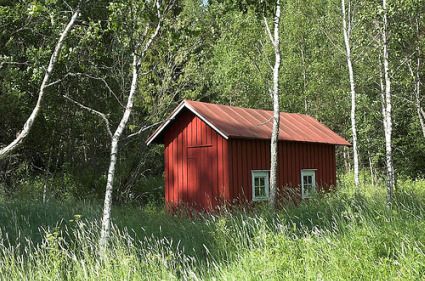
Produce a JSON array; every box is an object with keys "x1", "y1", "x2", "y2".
[{"x1": 148, "y1": 100, "x2": 350, "y2": 210}]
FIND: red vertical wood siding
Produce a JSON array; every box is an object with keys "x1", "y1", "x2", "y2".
[
  {"x1": 222, "y1": 138, "x2": 230, "y2": 201},
  {"x1": 226, "y1": 140, "x2": 336, "y2": 202},
  {"x1": 163, "y1": 110, "x2": 229, "y2": 210},
  {"x1": 164, "y1": 110, "x2": 337, "y2": 209}
]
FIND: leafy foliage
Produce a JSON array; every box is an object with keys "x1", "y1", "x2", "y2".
[{"x1": 0, "y1": 0, "x2": 424, "y2": 198}]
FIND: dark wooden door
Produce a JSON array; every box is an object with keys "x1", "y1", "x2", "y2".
[{"x1": 187, "y1": 146, "x2": 213, "y2": 210}]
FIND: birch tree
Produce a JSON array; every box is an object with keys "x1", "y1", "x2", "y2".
[
  {"x1": 408, "y1": 57, "x2": 425, "y2": 138},
  {"x1": 381, "y1": 0, "x2": 395, "y2": 206},
  {"x1": 414, "y1": 56, "x2": 425, "y2": 138},
  {"x1": 264, "y1": 0, "x2": 281, "y2": 208},
  {"x1": 0, "y1": 6, "x2": 80, "y2": 160},
  {"x1": 408, "y1": 19, "x2": 425, "y2": 138},
  {"x1": 99, "y1": 0, "x2": 172, "y2": 250},
  {"x1": 341, "y1": 0, "x2": 359, "y2": 188}
]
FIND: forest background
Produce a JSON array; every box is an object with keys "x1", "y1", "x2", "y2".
[{"x1": 0, "y1": 0, "x2": 424, "y2": 203}]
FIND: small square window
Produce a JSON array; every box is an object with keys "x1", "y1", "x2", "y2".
[
  {"x1": 252, "y1": 171, "x2": 269, "y2": 201},
  {"x1": 301, "y1": 170, "x2": 316, "y2": 199}
]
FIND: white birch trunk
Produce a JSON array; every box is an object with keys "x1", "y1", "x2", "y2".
[
  {"x1": 0, "y1": 9, "x2": 80, "y2": 159},
  {"x1": 99, "y1": 54, "x2": 140, "y2": 249},
  {"x1": 414, "y1": 24, "x2": 425, "y2": 138},
  {"x1": 368, "y1": 149, "x2": 375, "y2": 186},
  {"x1": 407, "y1": 57, "x2": 425, "y2": 138},
  {"x1": 264, "y1": 0, "x2": 281, "y2": 208},
  {"x1": 300, "y1": 47, "x2": 308, "y2": 113},
  {"x1": 409, "y1": 57, "x2": 425, "y2": 138},
  {"x1": 99, "y1": 0, "x2": 164, "y2": 249},
  {"x1": 381, "y1": 0, "x2": 395, "y2": 206},
  {"x1": 341, "y1": 0, "x2": 359, "y2": 188},
  {"x1": 366, "y1": 137, "x2": 375, "y2": 186},
  {"x1": 43, "y1": 184, "x2": 47, "y2": 204},
  {"x1": 343, "y1": 146, "x2": 351, "y2": 172},
  {"x1": 418, "y1": 93, "x2": 425, "y2": 138},
  {"x1": 407, "y1": 20, "x2": 425, "y2": 138}
]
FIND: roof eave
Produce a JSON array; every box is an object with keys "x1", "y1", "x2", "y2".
[{"x1": 227, "y1": 135, "x2": 352, "y2": 146}]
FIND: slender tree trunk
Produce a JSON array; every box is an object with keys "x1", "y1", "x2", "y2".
[
  {"x1": 407, "y1": 63, "x2": 425, "y2": 138},
  {"x1": 42, "y1": 148, "x2": 53, "y2": 204},
  {"x1": 366, "y1": 137, "x2": 375, "y2": 186},
  {"x1": 381, "y1": 0, "x2": 395, "y2": 206},
  {"x1": 0, "y1": 8, "x2": 80, "y2": 159},
  {"x1": 99, "y1": 54, "x2": 140, "y2": 249},
  {"x1": 300, "y1": 46, "x2": 308, "y2": 113},
  {"x1": 414, "y1": 21, "x2": 425, "y2": 138},
  {"x1": 99, "y1": 0, "x2": 164, "y2": 250},
  {"x1": 418, "y1": 96, "x2": 425, "y2": 138},
  {"x1": 368, "y1": 149, "x2": 375, "y2": 186},
  {"x1": 264, "y1": 0, "x2": 281, "y2": 208},
  {"x1": 408, "y1": 56, "x2": 425, "y2": 138},
  {"x1": 42, "y1": 184, "x2": 47, "y2": 202},
  {"x1": 343, "y1": 146, "x2": 351, "y2": 172},
  {"x1": 341, "y1": 0, "x2": 359, "y2": 189},
  {"x1": 407, "y1": 20, "x2": 425, "y2": 138}
]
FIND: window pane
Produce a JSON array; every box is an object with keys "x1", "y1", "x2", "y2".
[
  {"x1": 302, "y1": 171, "x2": 316, "y2": 198},
  {"x1": 260, "y1": 186, "x2": 265, "y2": 197},
  {"x1": 253, "y1": 172, "x2": 269, "y2": 200},
  {"x1": 304, "y1": 184, "x2": 313, "y2": 195},
  {"x1": 259, "y1": 177, "x2": 265, "y2": 186}
]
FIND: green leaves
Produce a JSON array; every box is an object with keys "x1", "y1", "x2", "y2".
[{"x1": 1, "y1": 0, "x2": 424, "y2": 194}]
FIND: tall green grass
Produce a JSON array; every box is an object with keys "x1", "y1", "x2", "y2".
[{"x1": 1, "y1": 179, "x2": 425, "y2": 280}]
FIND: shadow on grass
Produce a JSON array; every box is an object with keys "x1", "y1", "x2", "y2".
[{"x1": 1, "y1": 184, "x2": 425, "y2": 273}]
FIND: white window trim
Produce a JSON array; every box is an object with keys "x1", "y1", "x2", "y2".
[
  {"x1": 301, "y1": 169, "x2": 317, "y2": 199},
  {"x1": 251, "y1": 170, "x2": 270, "y2": 202}
]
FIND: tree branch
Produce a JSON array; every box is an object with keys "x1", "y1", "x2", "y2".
[
  {"x1": 46, "y1": 72, "x2": 124, "y2": 107},
  {"x1": 263, "y1": 16, "x2": 275, "y2": 46},
  {"x1": 137, "y1": 0, "x2": 168, "y2": 60},
  {"x1": 125, "y1": 121, "x2": 162, "y2": 139},
  {"x1": 0, "y1": 6, "x2": 80, "y2": 159},
  {"x1": 0, "y1": 61, "x2": 30, "y2": 69},
  {"x1": 62, "y1": 95, "x2": 113, "y2": 138}
]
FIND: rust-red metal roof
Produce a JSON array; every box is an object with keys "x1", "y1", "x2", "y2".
[{"x1": 147, "y1": 100, "x2": 351, "y2": 146}]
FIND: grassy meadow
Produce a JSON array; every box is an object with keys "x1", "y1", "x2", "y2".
[{"x1": 0, "y1": 176, "x2": 425, "y2": 280}]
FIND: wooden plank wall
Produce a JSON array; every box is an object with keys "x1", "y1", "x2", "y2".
[
  {"x1": 228, "y1": 139, "x2": 336, "y2": 202},
  {"x1": 163, "y1": 109, "x2": 337, "y2": 208},
  {"x1": 163, "y1": 110, "x2": 229, "y2": 210}
]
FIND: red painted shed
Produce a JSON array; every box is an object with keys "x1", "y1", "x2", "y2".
[{"x1": 147, "y1": 100, "x2": 350, "y2": 210}]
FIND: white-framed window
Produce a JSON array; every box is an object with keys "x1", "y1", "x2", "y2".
[
  {"x1": 251, "y1": 170, "x2": 270, "y2": 201},
  {"x1": 301, "y1": 169, "x2": 316, "y2": 199}
]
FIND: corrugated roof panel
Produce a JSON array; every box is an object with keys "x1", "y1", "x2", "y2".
[{"x1": 147, "y1": 100, "x2": 351, "y2": 146}]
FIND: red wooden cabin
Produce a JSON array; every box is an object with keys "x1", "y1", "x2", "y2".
[{"x1": 147, "y1": 100, "x2": 350, "y2": 210}]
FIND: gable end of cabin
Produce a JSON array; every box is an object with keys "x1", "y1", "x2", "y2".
[{"x1": 163, "y1": 109, "x2": 230, "y2": 210}]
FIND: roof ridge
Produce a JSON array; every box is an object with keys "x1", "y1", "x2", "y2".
[{"x1": 186, "y1": 100, "x2": 307, "y2": 117}]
